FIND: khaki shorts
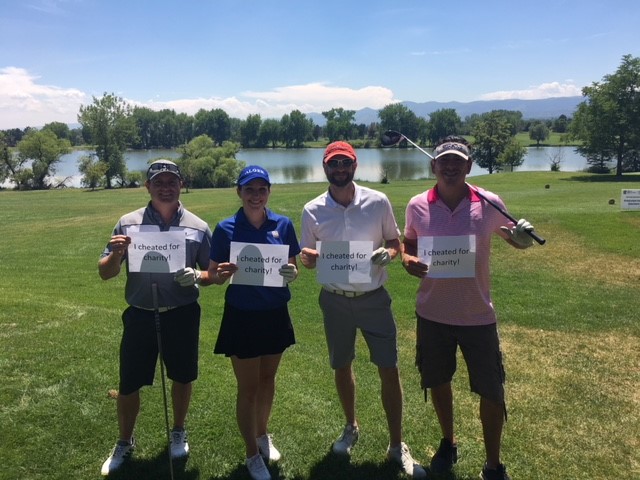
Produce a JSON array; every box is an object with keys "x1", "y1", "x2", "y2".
[
  {"x1": 415, "y1": 315, "x2": 506, "y2": 403},
  {"x1": 319, "y1": 287, "x2": 398, "y2": 369}
]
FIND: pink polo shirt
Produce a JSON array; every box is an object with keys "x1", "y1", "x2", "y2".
[{"x1": 404, "y1": 185, "x2": 511, "y2": 326}]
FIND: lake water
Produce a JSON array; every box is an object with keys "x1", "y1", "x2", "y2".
[{"x1": 51, "y1": 146, "x2": 592, "y2": 187}]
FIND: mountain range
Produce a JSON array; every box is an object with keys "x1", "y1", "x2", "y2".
[{"x1": 307, "y1": 96, "x2": 583, "y2": 126}]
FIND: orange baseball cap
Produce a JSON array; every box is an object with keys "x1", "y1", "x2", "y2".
[{"x1": 323, "y1": 141, "x2": 357, "y2": 163}]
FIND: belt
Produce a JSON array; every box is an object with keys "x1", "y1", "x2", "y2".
[
  {"x1": 133, "y1": 305, "x2": 177, "y2": 313},
  {"x1": 323, "y1": 287, "x2": 370, "y2": 298}
]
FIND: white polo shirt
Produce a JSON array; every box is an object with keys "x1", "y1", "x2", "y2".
[{"x1": 301, "y1": 182, "x2": 401, "y2": 292}]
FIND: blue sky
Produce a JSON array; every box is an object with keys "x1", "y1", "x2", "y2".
[{"x1": 1, "y1": 0, "x2": 638, "y2": 129}]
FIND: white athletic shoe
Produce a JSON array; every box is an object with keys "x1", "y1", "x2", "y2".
[
  {"x1": 170, "y1": 428, "x2": 189, "y2": 458},
  {"x1": 332, "y1": 424, "x2": 359, "y2": 456},
  {"x1": 245, "y1": 453, "x2": 272, "y2": 480},
  {"x1": 387, "y1": 442, "x2": 427, "y2": 479},
  {"x1": 101, "y1": 438, "x2": 135, "y2": 476},
  {"x1": 257, "y1": 434, "x2": 281, "y2": 462}
]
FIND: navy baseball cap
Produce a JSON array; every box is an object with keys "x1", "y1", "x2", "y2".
[{"x1": 237, "y1": 165, "x2": 271, "y2": 186}]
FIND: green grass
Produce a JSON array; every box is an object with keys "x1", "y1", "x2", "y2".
[
  {"x1": 514, "y1": 131, "x2": 580, "y2": 147},
  {"x1": 1, "y1": 172, "x2": 639, "y2": 480}
]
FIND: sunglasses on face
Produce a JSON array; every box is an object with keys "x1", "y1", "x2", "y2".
[
  {"x1": 148, "y1": 162, "x2": 181, "y2": 177},
  {"x1": 325, "y1": 158, "x2": 355, "y2": 169}
]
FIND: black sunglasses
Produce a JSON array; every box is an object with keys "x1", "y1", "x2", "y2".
[
  {"x1": 147, "y1": 162, "x2": 181, "y2": 177},
  {"x1": 325, "y1": 158, "x2": 355, "y2": 169}
]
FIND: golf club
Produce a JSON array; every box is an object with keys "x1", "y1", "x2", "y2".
[
  {"x1": 152, "y1": 282, "x2": 175, "y2": 480},
  {"x1": 381, "y1": 130, "x2": 546, "y2": 245}
]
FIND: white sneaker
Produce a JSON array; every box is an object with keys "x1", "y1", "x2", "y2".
[
  {"x1": 332, "y1": 424, "x2": 359, "y2": 456},
  {"x1": 387, "y1": 442, "x2": 427, "y2": 479},
  {"x1": 170, "y1": 428, "x2": 189, "y2": 458},
  {"x1": 101, "y1": 438, "x2": 135, "y2": 476},
  {"x1": 257, "y1": 434, "x2": 281, "y2": 462},
  {"x1": 245, "y1": 453, "x2": 271, "y2": 480}
]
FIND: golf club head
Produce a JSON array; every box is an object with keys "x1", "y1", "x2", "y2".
[{"x1": 381, "y1": 130, "x2": 404, "y2": 147}]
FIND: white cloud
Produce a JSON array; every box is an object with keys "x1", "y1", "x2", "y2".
[
  {"x1": 0, "y1": 67, "x2": 87, "y2": 129},
  {"x1": 479, "y1": 81, "x2": 583, "y2": 100},
  {"x1": 143, "y1": 83, "x2": 398, "y2": 119},
  {"x1": 0, "y1": 69, "x2": 398, "y2": 129}
]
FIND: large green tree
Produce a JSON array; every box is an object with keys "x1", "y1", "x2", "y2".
[
  {"x1": 78, "y1": 154, "x2": 109, "y2": 190},
  {"x1": 427, "y1": 108, "x2": 462, "y2": 146},
  {"x1": 193, "y1": 108, "x2": 231, "y2": 146},
  {"x1": 471, "y1": 111, "x2": 513, "y2": 174},
  {"x1": 322, "y1": 108, "x2": 356, "y2": 142},
  {"x1": 78, "y1": 93, "x2": 137, "y2": 188},
  {"x1": 280, "y1": 110, "x2": 313, "y2": 148},
  {"x1": 257, "y1": 119, "x2": 281, "y2": 148},
  {"x1": 378, "y1": 104, "x2": 421, "y2": 147},
  {"x1": 529, "y1": 122, "x2": 550, "y2": 146},
  {"x1": 570, "y1": 54, "x2": 640, "y2": 176},
  {"x1": 240, "y1": 114, "x2": 262, "y2": 148},
  {"x1": 178, "y1": 135, "x2": 244, "y2": 189},
  {"x1": 14, "y1": 129, "x2": 72, "y2": 189}
]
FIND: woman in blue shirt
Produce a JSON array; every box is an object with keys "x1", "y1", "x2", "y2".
[{"x1": 208, "y1": 165, "x2": 300, "y2": 480}]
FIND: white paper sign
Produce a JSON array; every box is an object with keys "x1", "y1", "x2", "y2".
[
  {"x1": 316, "y1": 241, "x2": 373, "y2": 284},
  {"x1": 418, "y1": 235, "x2": 476, "y2": 278},
  {"x1": 128, "y1": 231, "x2": 186, "y2": 273},
  {"x1": 229, "y1": 242, "x2": 289, "y2": 287},
  {"x1": 621, "y1": 189, "x2": 640, "y2": 210}
]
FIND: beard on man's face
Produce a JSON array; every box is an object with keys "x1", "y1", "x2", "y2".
[{"x1": 325, "y1": 168, "x2": 355, "y2": 187}]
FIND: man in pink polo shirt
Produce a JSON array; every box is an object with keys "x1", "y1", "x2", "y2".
[{"x1": 402, "y1": 136, "x2": 535, "y2": 480}]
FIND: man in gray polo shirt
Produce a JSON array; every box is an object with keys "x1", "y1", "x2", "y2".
[
  {"x1": 300, "y1": 141, "x2": 426, "y2": 479},
  {"x1": 98, "y1": 160, "x2": 213, "y2": 476}
]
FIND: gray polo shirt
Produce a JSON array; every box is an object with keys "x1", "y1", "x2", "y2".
[{"x1": 101, "y1": 201, "x2": 212, "y2": 309}]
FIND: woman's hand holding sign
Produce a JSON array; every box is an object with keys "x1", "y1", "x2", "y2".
[{"x1": 208, "y1": 261, "x2": 238, "y2": 285}]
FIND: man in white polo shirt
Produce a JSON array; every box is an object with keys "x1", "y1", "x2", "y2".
[
  {"x1": 300, "y1": 141, "x2": 426, "y2": 479},
  {"x1": 402, "y1": 136, "x2": 535, "y2": 480}
]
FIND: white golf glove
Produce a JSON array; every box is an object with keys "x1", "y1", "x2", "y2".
[
  {"x1": 279, "y1": 264, "x2": 298, "y2": 284},
  {"x1": 174, "y1": 267, "x2": 202, "y2": 286},
  {"x1": 500, "y1": 218, "x2": 534, "y2": 248},
  {"x1": 371, "y1": 247, "x2": 392, "y2": 266}
]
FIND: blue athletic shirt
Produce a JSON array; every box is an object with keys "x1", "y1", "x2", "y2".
[{"x1": 210, "y1": 207, "x2": 301, "y2": 310}]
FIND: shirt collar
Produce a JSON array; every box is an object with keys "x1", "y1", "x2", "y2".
[
  {"x1": 147, "y1": 201, "x2": 183, "y2": 225},
  {"x1": 326, "y1": 181, "x2": 359, "y2": 207},
  {"x1": 235, "y1": 207, "x2": 277, "y2": 228},
  {"x1": 427, "y1": 184, "x2": 481, "y2": 204}
]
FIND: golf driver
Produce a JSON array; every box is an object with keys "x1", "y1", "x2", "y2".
[
  {"x1": 152, "y1": 282, "x2": 175, "y2": 480},
  {"x1": 381, "y1": 130, "x2": 546, "y2": 245}
]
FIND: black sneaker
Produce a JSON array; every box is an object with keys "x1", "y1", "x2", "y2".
[
  {"x1": 479, "y1": 462, "x2": 511, "y2": 480},
  {"x1": 429, "y1": 438, "x2": 458, "y2": 474}
]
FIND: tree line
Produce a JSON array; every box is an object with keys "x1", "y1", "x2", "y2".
[{"x1": 1, "y1": 54, "x2": 638, "y2": 190}]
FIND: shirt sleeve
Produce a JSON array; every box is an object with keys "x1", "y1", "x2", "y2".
[
  {"x1": 210, "y1": 223, "x2": 231, "y2": 263},
  {"x1": 300, "y1": 207, "x2": 317, "y2": 250},
  {"x1": 403, "y1": 198, "x2": 418, "y2": 240},
  {"x1": 381, "y1": 195, "x2": 401, "y2": 241},
  {"x1": 284, "y1": 218, "x2": 302, "y2": 258}
]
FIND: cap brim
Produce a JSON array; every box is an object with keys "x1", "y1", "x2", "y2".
[
  {"x1": 323, "y1": 151, "x2": 357, "y2": 163},
  {"x1": 434, "y1": 150, "x2": 469, "y2": 161},
  {"x1": 148, "y1": 171, "x2": 182, "y2": 181},
  {"x1": 238, "y1": 174, "x2": 271, "y2": 186}
]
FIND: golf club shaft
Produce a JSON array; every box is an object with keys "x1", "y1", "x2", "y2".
[
  {"x1": 466, "y1": 184, "x2": 546, "y2": 245},
  {"x1": 152, "y1": 283, "x2": 175, "y2": 480},
  {"x1": 387, "y1": 130, "x2": 545, "y2": 245},
  {"x1": 397, "y1": 134, "x2": 434, "y2": 159}
]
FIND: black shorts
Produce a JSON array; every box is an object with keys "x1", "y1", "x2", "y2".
[
  {"x1": 415, "y1": 315, "x2": 506, "y2": 403},
  {"x1": 119, "y1": 303, "x2": 200, "y2": 395},
  {"x1": 214, "y1": 303, "x2": 295, "y2": 359}
]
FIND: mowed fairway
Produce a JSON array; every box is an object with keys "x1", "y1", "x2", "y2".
[{"x1": 1, "y1": 171, "x2": 638, "y2": 480}]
